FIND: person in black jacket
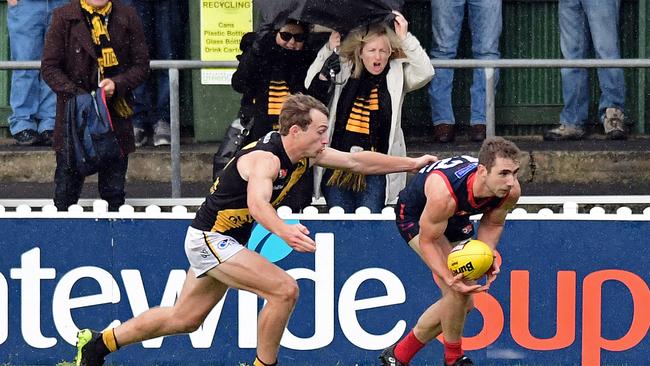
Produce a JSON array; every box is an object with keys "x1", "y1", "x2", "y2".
[
  {"x1": 230, "y1": 19, "x2": 318, "y2": 211},
  {"x1": 232, "y1": 19, "x2": 317, "y2": 142}
]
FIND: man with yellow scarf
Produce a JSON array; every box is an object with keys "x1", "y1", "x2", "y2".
[{"x1": 41, "y1": 0, "x2": 149, "y2": 211}]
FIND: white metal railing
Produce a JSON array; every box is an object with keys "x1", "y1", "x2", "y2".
[
  {"x1": 2, "y1": 59, "x2": 649, "y2": 198},
  {"x1": 2, "y1": 196, "x2": 650, "y2": 216},
  {"x1": 1, "y1": 198, "x2": 650, "y2": 220}
]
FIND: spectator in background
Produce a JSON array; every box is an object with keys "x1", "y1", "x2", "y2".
[
  {"x1": 544, "y1": 0, "x2": 626, "y2": 141},
  {"x1": 231, "y1": 19, "x2": 317, "y2": 144},
  {"x1": 122, "y1": 0, "x2": 187, "y2": 147},
  {"x1": 230, "y1": 18, "x2": 319, "y2": 211},
  {"x1": 41, "y1": 0, "x2": 149, "y2": 211},
  {"x1": 306, "y1": 11, "x2": 434, "y2": 213},
  {"x1": 428, "y1": 0, "x2": 502, "y2": 143},
  {"x1": 7, "y1": 0, "x2": 68, "y2": 146}
]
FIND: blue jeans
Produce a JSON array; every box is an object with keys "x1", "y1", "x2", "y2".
[
  {"x1": 559, "y1": 0, "x2": 625, "y2": 127},
  {"x1": 122, "y1": 0, "x2": 185, "y2": 128},
  {"x1": 7, "y1": 0, "x2": 66, "y2": 135},
  {"x1": 321, "y1": 171, "x2": 386, "y2": 213},
  {"x1": 428, "y1": 0, "x2": 502, "y2": 126}
]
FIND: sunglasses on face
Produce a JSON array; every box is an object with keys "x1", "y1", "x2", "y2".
[{"x1": 278, "y1": 31, "x2": 306, "y2": 43}]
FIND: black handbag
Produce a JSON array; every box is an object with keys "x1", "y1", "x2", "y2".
[
  {"x1": 65, "y1": 88, "x2": 122, "y2": 176},
  {"x1": 212, "y1": 113, "x2": 254, "y2": 180}
]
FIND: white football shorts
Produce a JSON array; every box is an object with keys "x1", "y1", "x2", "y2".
[{"x1": 184, "y1": 226, "x2": 245, "y2": 277}]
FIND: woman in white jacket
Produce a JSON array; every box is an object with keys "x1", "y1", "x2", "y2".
[{"x1": 305, "y1": 11, "x2": 434, "y2": 212}]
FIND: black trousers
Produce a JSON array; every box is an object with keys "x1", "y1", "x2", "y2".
[{"x1": 54, "y1": 153, "x2": 129, "y2": 211}]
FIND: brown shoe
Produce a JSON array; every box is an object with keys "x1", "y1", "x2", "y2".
[
  {"x1": 434, "y1": 124, "x2": 455, "y2": 143},
  {"x1": 470, "y1": 124, "x2": 486, "y2": 142}
]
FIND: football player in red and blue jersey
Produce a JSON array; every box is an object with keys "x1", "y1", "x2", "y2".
[{"x1": 380, "y1": 137, "x2": 521, "y2": 366}]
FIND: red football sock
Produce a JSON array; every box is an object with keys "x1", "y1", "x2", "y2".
[
  {"x1": 443, "y1": 339, "x2": 463, "y2": 365},
  {"x1": 394, "y1": 330, "x2": 425, "y2": 364}
]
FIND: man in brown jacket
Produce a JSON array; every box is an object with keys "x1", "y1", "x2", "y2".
[{"x1": 41, "y1": 0, "x2": 149, "y2": 211}]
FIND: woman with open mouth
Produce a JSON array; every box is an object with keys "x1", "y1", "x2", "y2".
[{"x1": 306, "y1": 11, "x2": 434, "y2": 213}]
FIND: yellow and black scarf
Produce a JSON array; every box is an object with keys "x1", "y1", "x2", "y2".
[
  {"x1": 80, "y1": 0, "x2": 132, "y2": 118},
  {"x1": 327, "y1": 67, "x2": 391, "y2": 191}
]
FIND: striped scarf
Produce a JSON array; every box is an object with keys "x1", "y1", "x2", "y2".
[
  {"x1": 80, "y1": 0, "x2": 132, "y2": 118},
  {"x1": 326, "y1": 89, "x2": 380, "y2": 191},
  {"x1": 326, "y1": 68, "x2": 391, "y2": 192}
]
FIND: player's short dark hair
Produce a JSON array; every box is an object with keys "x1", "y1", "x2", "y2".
[
  {"x1": 478, "y1": 137, "x2": 521, "y2": 171},
  {"x1": 278, "y1": 94, "x2": 328, "y2": 135}
]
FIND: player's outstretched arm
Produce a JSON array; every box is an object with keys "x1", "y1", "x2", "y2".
[
  {"x1": 312, "y1": 147, "x2": 437, "y2": 175},
  {"x1": 240, "y1": 151, "x2": 316, "y2": 252}
]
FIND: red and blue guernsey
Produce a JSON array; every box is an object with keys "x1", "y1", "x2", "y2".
[{"x1": 396, "y1": 155, "x2": 509, "y2": 243}]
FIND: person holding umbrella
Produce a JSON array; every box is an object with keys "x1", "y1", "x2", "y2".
[
  {"x1": 230, "y1": 18, "x2": 318, "y2": 212},
  {"x1": 306, "y1": 11, "x2": 434, "y2": 213},
  {"x1": 232, "y1": 19, "x2": 317, "y2": 144}
]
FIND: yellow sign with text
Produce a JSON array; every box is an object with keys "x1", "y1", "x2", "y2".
[{"x1": 200, "y1": 0, "x2": 253, "y2": 84}]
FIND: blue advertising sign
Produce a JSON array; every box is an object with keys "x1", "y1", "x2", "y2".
[{"x1": 0, "y1": 217, "x2": 648, "y2": 365}]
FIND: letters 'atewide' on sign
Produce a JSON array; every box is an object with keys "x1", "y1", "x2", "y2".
[{"x1": 0, "y1": 218, "x2": 648, "y2": 365}]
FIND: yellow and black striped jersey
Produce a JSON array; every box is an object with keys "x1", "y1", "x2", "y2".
[{"x1": 191, "y1": 132, "x2": 308, "y2": 244}]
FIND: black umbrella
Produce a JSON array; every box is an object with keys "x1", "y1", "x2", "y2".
[{"x1": 255, "y1": 0, "x2": 404, "y2": 33}]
